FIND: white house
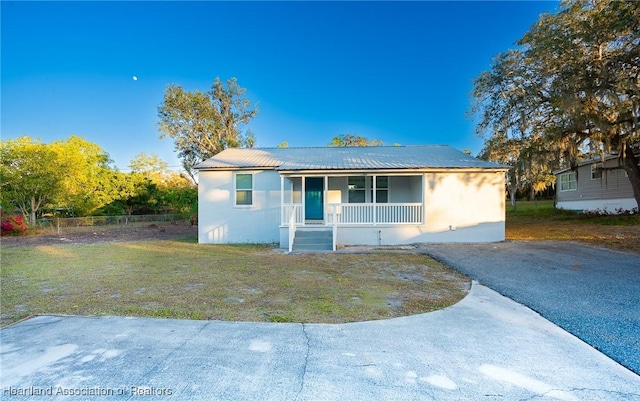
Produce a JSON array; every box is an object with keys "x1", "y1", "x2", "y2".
[
  {"x1": 555, "y1": 156, "x2": 639, "y2": 213},
  {"x1": 196, "y1": 145, "x2": 509, "y2": 251}
]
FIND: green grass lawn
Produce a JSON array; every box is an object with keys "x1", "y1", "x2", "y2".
[{"x1": 0, "y1": 240, "x2": 470, "y2": 327}]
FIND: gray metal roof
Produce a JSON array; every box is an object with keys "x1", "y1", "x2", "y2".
[{"x1": 195, "y1": 145, "x2": 509, "y2": 171}]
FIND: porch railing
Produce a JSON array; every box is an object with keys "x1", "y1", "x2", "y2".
[
  {"x1": 281, "y1": 203, "x2": 304, "y2": 226},
  {"x1": 282, "y1": 203, "x2": 423, "y2": 226},
  {"x1": 327, "y1": 203, "x2": 423, "y2": 225}
]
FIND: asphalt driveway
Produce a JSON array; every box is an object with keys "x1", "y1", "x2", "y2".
[{"x1": 422, "y1": 240, "x2": 640, "y2": 375}]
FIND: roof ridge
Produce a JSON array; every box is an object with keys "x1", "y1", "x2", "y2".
[{"x1": 242, "y1": 144, "x2": 448, "y2": 150}]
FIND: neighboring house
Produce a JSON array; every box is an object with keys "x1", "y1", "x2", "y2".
[
  {"x1": 554, "y1": 155, "x2": 638, "y2": 213},
  {"x1": 196, "y1": 145, "x2": 509, "y2": 250}
]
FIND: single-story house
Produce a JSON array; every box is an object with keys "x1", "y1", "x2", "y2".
[
  {"x1": 195, "y1": 145, "x2": 509, "y2": 251},
  {"x1": 554, "y1": 156, "x2": 639, "y2": 213}
]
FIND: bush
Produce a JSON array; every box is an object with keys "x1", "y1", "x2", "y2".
[{"x1": 1, "y1": 214, "x2": 28, "y2": 236}]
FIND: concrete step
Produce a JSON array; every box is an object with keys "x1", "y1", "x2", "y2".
[
  {"x1": 292, "y1": 243, "x2": 334, "y2": 251},
  {"x1": 292, "y1": 228, "x2": 334, "y2": 251},
  {"x1": 295, "y1": 230, "x2": 333, "y2": 238},
  {"x1": 294, "y1": 236, "x2": 333, "y2": 244}
]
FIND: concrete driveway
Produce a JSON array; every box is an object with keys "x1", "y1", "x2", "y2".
[
  {"x1": 423, "y1": 241, "x2": 640, "y2": 376},
  {"x1": 2, "y1": 282, "x2": 639, "y2": 401}
]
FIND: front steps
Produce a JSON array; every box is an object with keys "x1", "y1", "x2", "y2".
[{"x1": 292, "y1": 227, "x2": 334, "y2": 251}]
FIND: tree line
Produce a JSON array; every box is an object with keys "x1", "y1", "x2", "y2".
[
  {"x1": 0, "y1": 136, "x2": 196, "y2": 225},
  {"x1": 471, "y1": 0, "x2": 640, "y2": 208},
  {"x1": 1, "y1": 77, "x2": 380, "y2": 228}
]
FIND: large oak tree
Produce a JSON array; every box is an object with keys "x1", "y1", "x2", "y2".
[
  {"x1": 158, "y1": 77, "x2": 258, "y2": 183},
  {"x1": 471, "y1": 0, "x2": 640, "y2": 208}
]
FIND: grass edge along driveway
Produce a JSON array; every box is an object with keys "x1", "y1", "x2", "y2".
[{"x1": 1, "y1": 241, "x2": 470, "y2": 327}]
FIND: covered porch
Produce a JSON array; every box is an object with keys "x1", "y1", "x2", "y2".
[{"x1": 280, "y1": 174, "x2": 424, "y2": 227}]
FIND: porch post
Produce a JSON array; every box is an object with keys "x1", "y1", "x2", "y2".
[
  {"x1": 372, "y1": 175, "x2": 377, "y2": 226},
  {"x1": 280, "y1": 175, "x2": 284, "y2": 225},
  {"x1": 324, "y1": 175, "x2": 328, "y2": 224},
  {"x1": 421, "y1": 174, "x2": 425, "y2": 224},
  {"x1": 301, "y1": 176, "x2": 306, "y2": 226}
]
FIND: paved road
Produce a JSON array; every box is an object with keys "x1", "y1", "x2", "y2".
[
  {"x1": 423, "y1": 241, "x2": 640, "y2": 375},
  {"x1": 2, "y1": 283, "x2": 639, "y2": 400}
]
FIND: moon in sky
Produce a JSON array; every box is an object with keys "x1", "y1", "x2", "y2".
[{"x1": 132, "y1": 76, "x2": 138, "y2": 81}]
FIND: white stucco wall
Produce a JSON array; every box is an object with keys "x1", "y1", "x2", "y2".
[
  {"x1": 198, "y1": 169, "x2": 281, "y2": 244},
  {"x1": 200, "y1": 169, "x2": 506, "y2": 246},
  {"x1": 327, "y1": 171, "x2": 506, "y2": 245}
]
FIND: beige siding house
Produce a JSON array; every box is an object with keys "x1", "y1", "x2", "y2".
[
  {"x1": 555, "y1": 156, "x2": 638, "y2": 213},
  {"x1": 196, "y1": 146, "x2": 509, "y2": 251}
]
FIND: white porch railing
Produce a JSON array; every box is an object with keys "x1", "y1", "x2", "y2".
[
  {"x1": 326, "y1": 203, "x2": 423, "y2": 225},
  {"x1": 282, "y1": 202, "x2": 423, "y2": 226},
  {"x1": 282, "y1": 203, "x2": 304, "y2": 226},
  {"x1": 287, "y1": 205, "x2": 299, "y2": 253}
]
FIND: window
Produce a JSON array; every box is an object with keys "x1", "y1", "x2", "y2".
[
  {"x1": 559, "y1": 172, "x2": 577, "y2": 191},
  {"x1": 235, "y1": 173, "x2": 253, "y2": 205},
  {"x1": 370, "y1": 176, "x2": 388, "y2": 203},
  {"x1": 591, "y1": 163, "x2": 603, "y2": 179},
  {"x1": 348, "y1": 176, "x2": 366, "y2": 203}
]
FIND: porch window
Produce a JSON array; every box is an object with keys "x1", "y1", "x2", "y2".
[
  {"x1": 370, "y1": 176, "x2": 388, "y2": 203},
  {"x1": 235, "y1": 173, "x2": 253, "y2": 205},
  {"x1": 559, "y1": 172, "x2": 577, "y2": 191},
  {"x1": 348, "y1": 176, "x2": 366, "y2": 203}
]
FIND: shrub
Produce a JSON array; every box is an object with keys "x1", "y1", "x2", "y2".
[{"x1": 1, "y1": 214, "x2": 28, "y2": 236}]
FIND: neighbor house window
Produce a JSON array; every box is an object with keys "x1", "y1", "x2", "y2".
[
  {"x1": 235, "y1": 173, "x2": 253, "y2": 205},
  {"x1": 591, "y1": 163, "x2": 603, "y2": 179},
  {"x1": 369, "y1": 176, "x2": 388, "y2": 203},
  {"x1": 348, "y1": 176, "x2": 366, "y2": 203},
  {"x1": 559, "y1": 172, "x2": 577, "y2": 191}
]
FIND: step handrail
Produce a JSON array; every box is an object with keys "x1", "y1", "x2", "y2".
[{"x1": 288, "y1": 205, "x2": 298, "y2": 253}]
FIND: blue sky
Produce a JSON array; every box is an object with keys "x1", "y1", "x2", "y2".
[{"x1": 1, "y1": 1, "x2": 559, "y2": 171}]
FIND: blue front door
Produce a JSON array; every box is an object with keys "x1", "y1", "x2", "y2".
[{"x1": 305, "y1": 177, "x2": 324, "y2": 220}]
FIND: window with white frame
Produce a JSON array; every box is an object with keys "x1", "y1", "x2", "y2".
[
  {"x1": 559, "y1": 172, "x2": 577, "y2": 191},
  {"x1": 591, "y1": 163, "x2": 603, "y2": 179},
  {"x1": 369, "y1": 176, "x2": 389, "y2": 203},
  {"x1": 235, "y1": 173, "x2": 253, "y2": 205},
  {"x1": 348, "y1": 176, "x2": 366, "y2": 203}
]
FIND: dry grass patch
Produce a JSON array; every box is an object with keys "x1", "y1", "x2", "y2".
[
  {"x1": 1, "y1": 241, "x2": 469, "y2": 327},
  {"x1": 506, "y1": 200, "x2": 640, "y2": 254}
]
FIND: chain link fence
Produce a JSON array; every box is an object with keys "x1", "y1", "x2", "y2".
[{"x1": 37, "y1": 214, "x2": 185, "y2": 235}]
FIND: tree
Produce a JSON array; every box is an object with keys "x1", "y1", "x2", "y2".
[
  {"x1": 128, "y1": 152, "x2": 191, "y2": 188},
  {"x1": 479, "y1": 134, "x2": 558, "y2": 208},
  {"x1": 97, "y1": 170, "x2": 154, "y2": 216},
  {"x1": 128, "y1": 152, "x2": 196, "y2": 216},
  {"x1": 158, "y1": 77, "x2": 258, "y2": 183},
  {"x1": 50, "y1": 135, "x2": 117, "y2": 216},
  {"x1": 471, "y1": 0, "x2": 640, "y2": 208},
  {"x1": 328, "y1": 134, "x2": 384, "y2": 147},
  {"x1": 0, "y1": 137, "x2": 68, "y2": 224}
]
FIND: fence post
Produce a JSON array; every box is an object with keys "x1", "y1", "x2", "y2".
[{"x1": 57, "y1": 217, "x2": 60, "y2": 235}]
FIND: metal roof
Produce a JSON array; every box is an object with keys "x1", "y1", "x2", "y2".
[{"x1": 195, "y1": 145, "x2": 509, "y2": 171}]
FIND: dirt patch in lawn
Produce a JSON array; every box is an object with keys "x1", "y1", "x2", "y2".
[{"x1": 0, "y1": 222, "x2": 198, "y2": 248}]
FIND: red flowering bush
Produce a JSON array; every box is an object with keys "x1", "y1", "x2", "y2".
[{"x1": 1, "y1": 214, "x2": 28, "y2": 236}]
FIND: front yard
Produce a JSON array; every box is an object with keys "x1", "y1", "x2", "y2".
[
  {"x1": 0, "y1": 238, "x2": 469, "y2": 327},
  {"x1": 3, "y1": 201, "x2": 636, "y2": 328}
]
